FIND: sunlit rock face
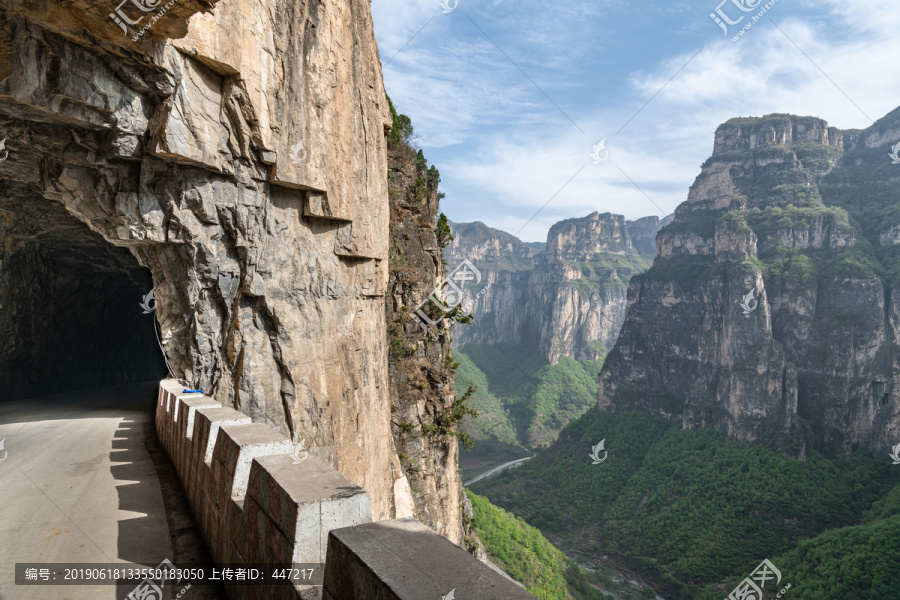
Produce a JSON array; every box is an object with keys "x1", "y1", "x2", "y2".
[
  {"x1": 0, "y1": 0, "x2": 437, "y2": 526},
  {"x1": 599, "y1": 112, "x2": 900, "y2": 457},
  {"x1": 446, "y1": 213, "x2": 658, "y2": 364}
]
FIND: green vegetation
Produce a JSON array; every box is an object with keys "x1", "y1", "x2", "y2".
[
  {"x1": 793, "y1": 142, "x2": 844, "y2": 175},
  {"x1": 386, "y1": 95, "x2": 413, "y2": 150},
  {"x1": 455, "y1": 344, "x2": 604, "y2": 449},
  {"x1": 460, "y1": 343, "x2": 548, "y2": 398},
  {"x1": 468, "y1": 490, "x2": 569, "y2": 599},
  {"x1": 742, "y1": 204, "x2": 850, "y2": 236},
  {"x1": 514, "y1": 357, "x2": 604, "y2": 448},
  {"x1": 642, "y1": 257, "x2": 713, "y2": 289},
  {"x1": 386, "y1": 94, "x2": 442, "y2": 202},
  {"x1": 468, "y1": 490, "x2": 657, "y2": 600},
  {"x1": 422, "y1": 384, "x2": 479, "y2": 449},
  {"x1": 454, "y1": 350, "x2": 519, "y2": 450},
  {"x1": 473, "y1": 410, "x2": 898, "y2": 598},
  {"x1": 437, "y1": 213, "x2": 453, "y2": 248}
]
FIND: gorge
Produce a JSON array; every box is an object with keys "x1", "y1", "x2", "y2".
[
  {"x1": 446, "y1": 212, "x2": 661, "y2": 365},
  {"x1": 2, "y1": 1, "x2": 900, "y2": 598},
  {"x1": 599, "y1": 111, "x2": 900, "y2": 457}
]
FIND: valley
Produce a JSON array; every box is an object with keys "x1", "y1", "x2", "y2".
[{"x1": 449, "y1": 109, "x2": 900, "y2": 599}]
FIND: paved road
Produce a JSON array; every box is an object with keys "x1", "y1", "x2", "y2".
[
  {"x1": 0, "y1": 383, "x2": 225, "y2": 600},
  {"x1": 464, "y1": 457, "x2": 532, "y2": 486}
]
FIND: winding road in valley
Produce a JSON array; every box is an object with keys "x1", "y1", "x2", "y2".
[{"x1": 464, "y1": 456, "x2": 533, "y2": 486}]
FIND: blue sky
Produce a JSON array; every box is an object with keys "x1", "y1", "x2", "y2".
[{"x1": 371, "y1": 0, "x2": 900, "y2": 242}]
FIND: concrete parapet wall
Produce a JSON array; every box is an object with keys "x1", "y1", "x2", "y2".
[
  {"x1": 322, "y1": 518, "x2": 536, "y2": 599},
  {"x1": 156, "y1": 379, "x2": 534, "y2": 599},
  {"x1": 156, "y1": 379, "x2": 373, "y2": 599}
]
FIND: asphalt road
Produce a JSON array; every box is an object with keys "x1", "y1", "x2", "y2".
[
  {"x1": 464, "y1": 456, "x2": 533, "y2": 486},
  {"x1": 0, "y1": 382, "x2": 225, "y2": 600}
]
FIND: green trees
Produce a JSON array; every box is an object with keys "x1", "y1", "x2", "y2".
[
  {"x1": 387, "y1": 94, "x2": 442, "y2": 201},
  {"x1": 386, "y1": 95, "x2": 413, "y2": 149},
  {"x1": 455, "y1": 345, "x2": 604, "y2": 450},
  {"x1": 473, "y1": 410, "x2": 898, "y2": 598}
]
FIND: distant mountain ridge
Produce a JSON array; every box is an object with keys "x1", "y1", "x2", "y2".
[
  {"x1": 599, "y1": 108, "x2": 900, "y2": 456},
  {"x1": 446, "y1": 211, "x2": 661, "y2": 364}
]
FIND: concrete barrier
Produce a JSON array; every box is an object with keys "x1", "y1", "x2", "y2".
[
  {"x1": 323, "y1": 518, "x2": 536, "y2": 599},
  {"x1": 155, "y1": 379, "x2": 373, "y2": 599},
  {"x1": 155, "y1": 379, "x2": 536, "y2": 600}
]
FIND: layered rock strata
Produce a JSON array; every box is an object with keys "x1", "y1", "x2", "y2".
[
  {"x1": 599, "y1": 112, "x2": 900, "y2": 456},
  {"x1": 446, "y1": 213, "x2": 658, "y2": 364},
  {"x1": 0, "y1": 0, "x2": 454, "y2": 531}
]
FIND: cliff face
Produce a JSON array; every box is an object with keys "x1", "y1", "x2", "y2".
[
  {"x1": 446, "y1": 212, "x2": 658, "y2": 364},
  {"x1": 0, "y1": 0, "x2": 456, "y2": 531},
  {"x1": 383, "y1": 116, "x2": 473, "y2": 548},
  {"x1": 599, "y1": 111, "x2": 900, "y2": 456}
]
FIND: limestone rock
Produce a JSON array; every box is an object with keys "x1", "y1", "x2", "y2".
[
  {"x1": 0, "y1": 0, "x2": 417, "y2": 527},
  {"x1": 446, "y1": 212, "x2": 658, "y2": 364},
  {"x1": 384, "y1": 135, "x2": 464, "y2": 544},
  {"x1": 599, "y1": 111, "x2": 900, "y2": 456}
]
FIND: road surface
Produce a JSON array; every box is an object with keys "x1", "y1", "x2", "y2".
[
  {"x1": 0, "y1": 382, "x2": 224, "y2": 600},
  {"x1": 464, "y1": 457, "x2": 532, "y2": 486}
]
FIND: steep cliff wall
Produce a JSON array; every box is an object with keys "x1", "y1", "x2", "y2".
[
  {"x1": 599, "y1": 111, "x2": 900, "y2": 456},
  {"x1": 383, "y1": 101, "x2": 476, "y2": 549},
  {"x1": 0, "y1": 0, "x2": 451, "y2": 529},
  {"x1": 446, "y1": 212, "x2": 657, "y2": 364}
]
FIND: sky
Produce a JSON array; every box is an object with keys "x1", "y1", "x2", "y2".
[{"x1": 370, "y1": 0, "x2": 900, "y2": 243}]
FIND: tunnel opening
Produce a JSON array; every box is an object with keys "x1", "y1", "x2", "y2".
[{"x1": 1, "y1": 182, "x2": 167, "y2": 401}]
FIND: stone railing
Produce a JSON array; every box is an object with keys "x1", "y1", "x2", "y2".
[{"x1": 156, "y1": 379, "x2": 535, "y2": 599}]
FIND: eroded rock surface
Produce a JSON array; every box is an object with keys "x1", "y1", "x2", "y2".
[
  {"x1": 383, "y1": 119, "x2": 479, "y2": 548},
  {"x1": 0, "y1": 0, "x2": 452, "y2": 528},
  {"x1": 446, "y1": 212, "x2": 658, "y2": 364},
  {"x1": 600, "y1": 112, "x2": 900, "y2": 456}
]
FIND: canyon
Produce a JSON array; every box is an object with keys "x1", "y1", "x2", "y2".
[
  {"x1": 599, "y1": 111, "x2": 900, "y2": 457},
  {"x1": 446, "y1": 212, "x2": 661, "y2": 365}
]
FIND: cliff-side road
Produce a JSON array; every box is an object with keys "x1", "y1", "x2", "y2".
[{"x1": 0, "y1": 383, "x2": 224, "y2": 600}]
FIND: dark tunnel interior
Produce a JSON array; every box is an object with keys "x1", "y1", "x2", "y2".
[{"x1": 0, "y1": 181, "x2": 168, "y2": 400}]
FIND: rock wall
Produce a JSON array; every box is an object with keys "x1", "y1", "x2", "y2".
[
  {"x1": 0, "y1": 0, "x2": 426, "y2": 526},
  {"x1": 446, "y1": 212, "x2": 658, "y2": 364},
  {"x1": 599, "y1": 111, "x2": 900, "y2": 456},
  {"x1": 383, "y1": 119, "x2": 477, "y2": 549}
]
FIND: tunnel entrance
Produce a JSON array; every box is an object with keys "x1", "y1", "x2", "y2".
[{"x1": 0, "y1": 182, "x2": 167, "y2": 400}]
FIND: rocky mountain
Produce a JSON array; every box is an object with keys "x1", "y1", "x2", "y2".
[
  {"x1": 0, "y1": 0, "x2": 462, "y2": 541},
  {"x1": 446, "y1": 212, "x2": 659, "y2": 364},
  {"x1": 383, "y1": 100, "x2": 476, "y2": 550},
  {"x1": 599, "y1": 110, "x2": 900, "y2": 457}
]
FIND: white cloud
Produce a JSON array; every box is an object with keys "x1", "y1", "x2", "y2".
[{"x1": 373, "y1": 0, "x2": 900, "y2": 243}]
